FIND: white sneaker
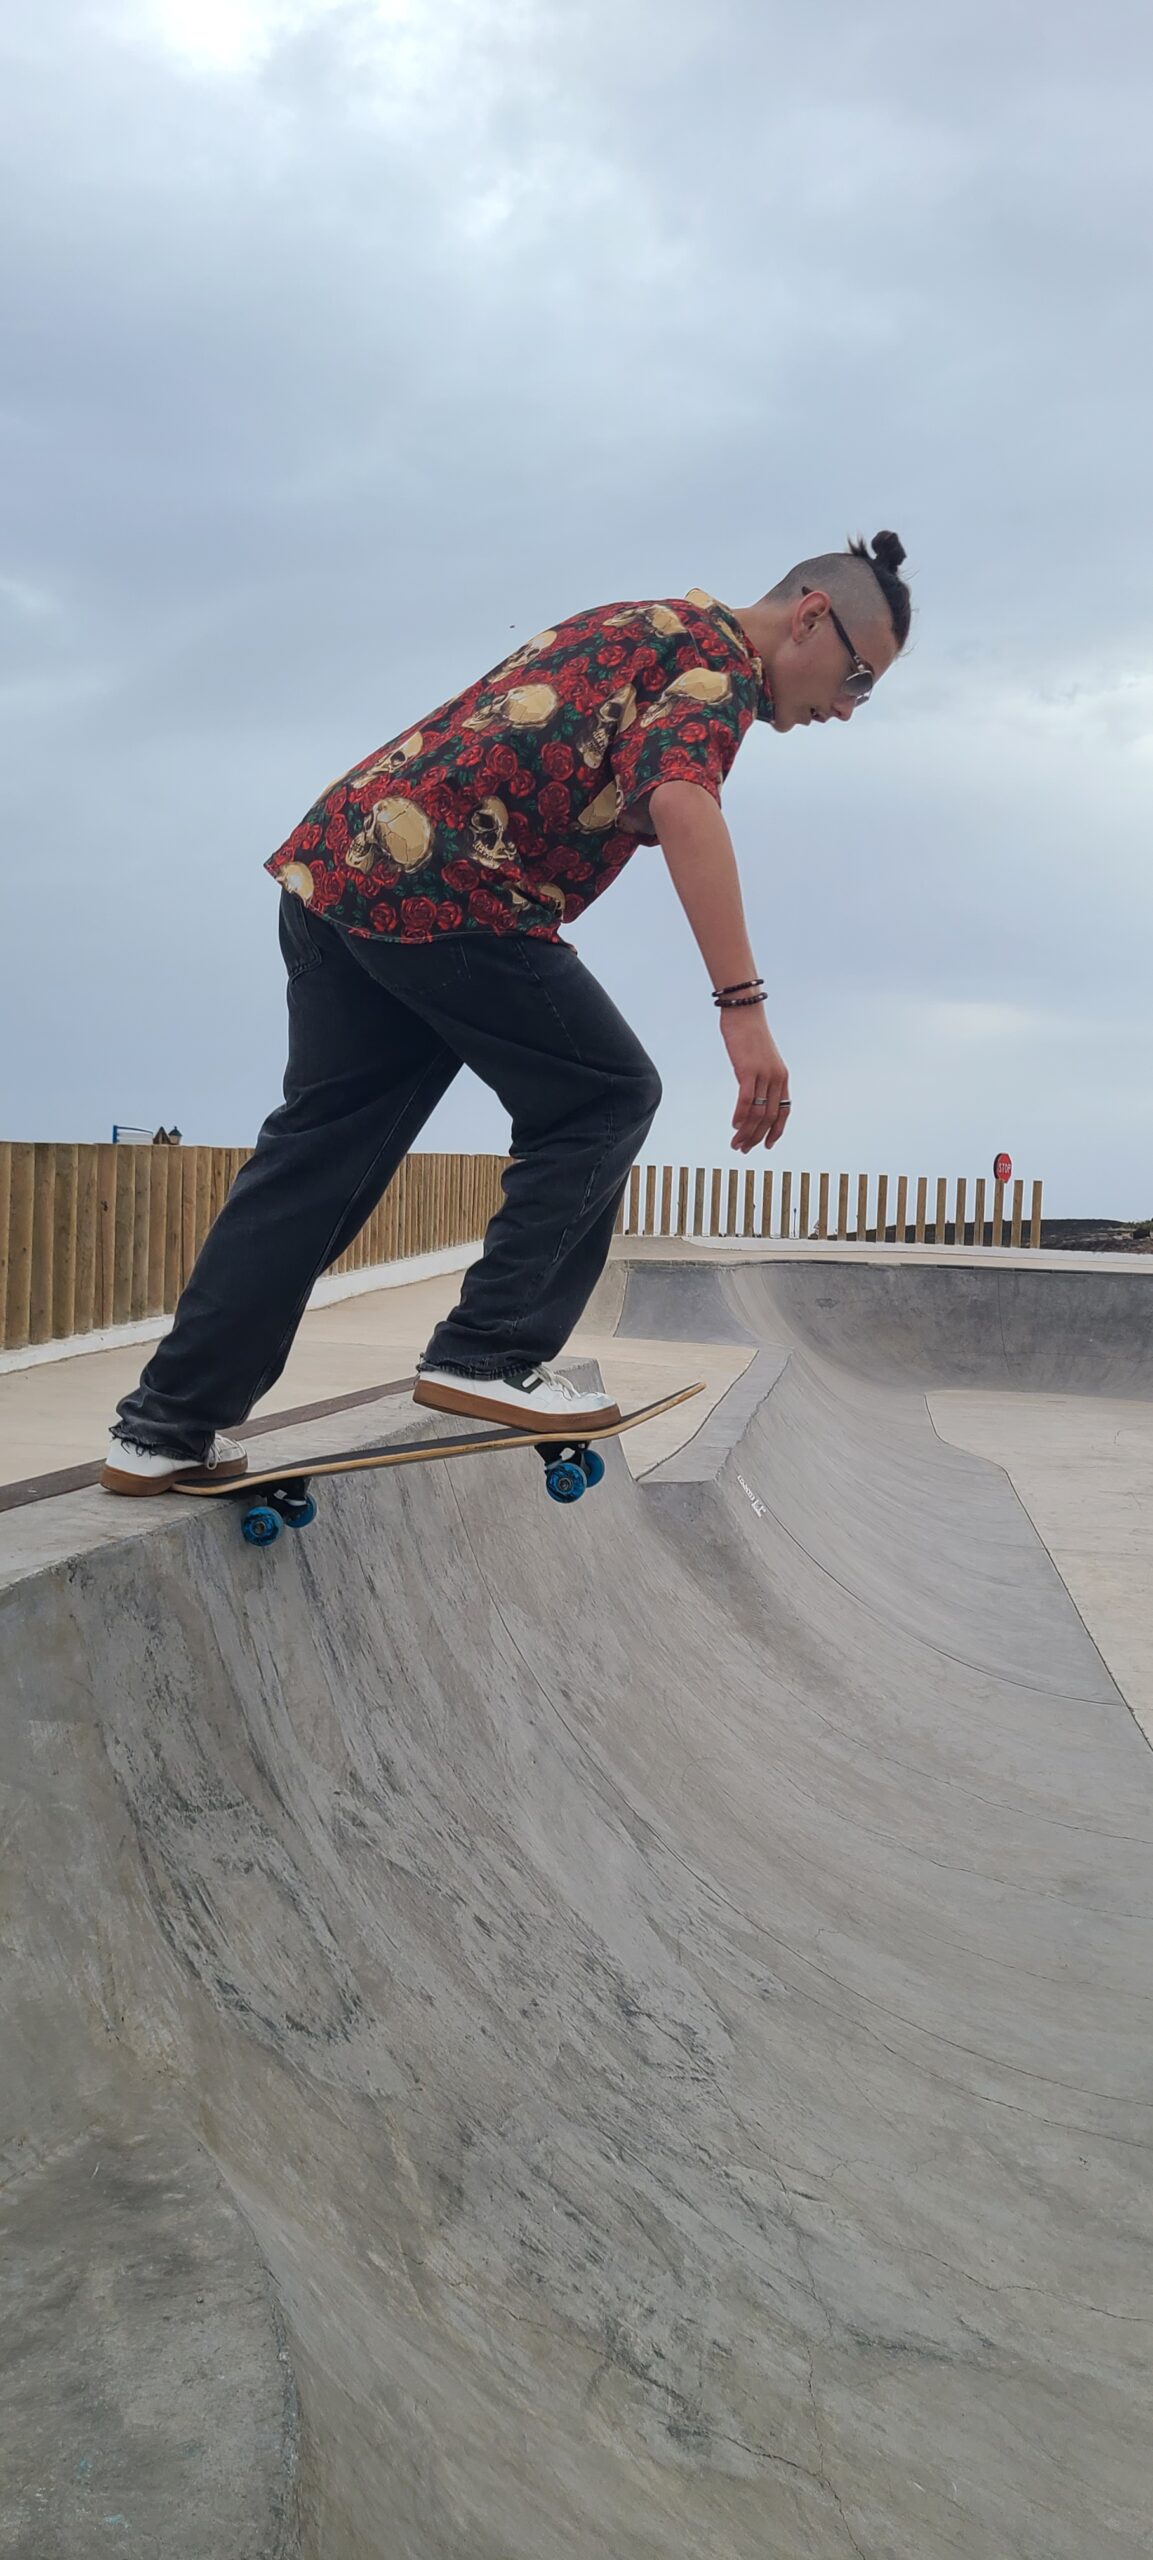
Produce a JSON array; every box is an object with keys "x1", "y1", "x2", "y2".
[
  {"x1": 101, "y1": 1430, "x2": 249, "y2": 1496},
  {"x1": 413, "y1": 1364, "x2": 621, "y2": 1434}
]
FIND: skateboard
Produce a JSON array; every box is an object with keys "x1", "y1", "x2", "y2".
[{"x1": 171, "y1": 1383, "x2": 705, "y2": 1546}]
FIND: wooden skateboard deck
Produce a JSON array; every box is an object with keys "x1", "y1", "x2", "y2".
[{"x1": 171, "y1": 1382, "x2": 705, "y2": 1543}]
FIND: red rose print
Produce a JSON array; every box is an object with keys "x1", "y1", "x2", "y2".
[
  {"x1": 325, "y1": 810, "x2": 349, "y2": 853},
  {"x1": 436, "y1": 901, "x2": 464, "y2": 930},
  {"x1": 400, "y1": 897, "x2": 439, "y2": 933},
  {"x1": 421, "y1": 777, "x2": 457, "y2": 819},
  {"x1": 442, "y1": 859, "x2": 479, "y2": 895},
  {"x1": 541, "y1": 741, "x2": 575, "y2": 778},
  {"x1": 309, "y1": 870, "x2": 343, "y2": 913},
  {"x1": 468, "y1": 886, "x2": 511, "y2": 929},
  {"x1": 487, "y1": 744, "x2": 519, "y2": 780},
  {"x1": 370, "y1": 901, "x2": 399, "y2": 931},
  {"x1": 504, "y1": 764, "x2": 533, "y2": 799},
  {"x1": 537, "y1": 783, "x2": 571, "y2": 828},
  {"x1": 296, "y1": 823, "x2": 322, "y2": 852}
]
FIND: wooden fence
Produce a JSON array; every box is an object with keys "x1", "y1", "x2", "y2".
[
  {"x1": 0, "y1": 1143, "x2": 1045, "y2": 1356},
  {"x1": 0, "y1": 1144, "x2": 509, "y2": 1356},
  {"x1": 623, "y1": 1164, "x2": 1044, "y2": 1250}
]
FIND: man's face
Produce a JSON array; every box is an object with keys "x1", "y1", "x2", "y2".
[{"x1": 765, "y1": 589, "x2": 900, "y2": 732}]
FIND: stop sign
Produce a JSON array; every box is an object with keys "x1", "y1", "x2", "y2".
[{"x1": 994, "y1": 1153, "x2": 1012, "y2": 1184}]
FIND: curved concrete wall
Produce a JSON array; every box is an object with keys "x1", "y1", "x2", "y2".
[{"x1": 2, "y1": 1259, "x2": 1151, "y2": 2555}]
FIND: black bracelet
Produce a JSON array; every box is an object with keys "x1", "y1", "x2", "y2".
[
  {"x1": 715, "y1": 991, "x2": 766, "y2": 1010},
  {"x1": 713, "y1": 977, "x2": 764, "y2": 997}
]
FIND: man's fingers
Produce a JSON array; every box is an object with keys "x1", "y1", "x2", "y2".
[{"x1": 732, "y1": 1072, "x2": 791, "y2": 1152}]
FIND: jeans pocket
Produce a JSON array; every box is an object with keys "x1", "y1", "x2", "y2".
[{"x1": 279, "y1": 889, "x2": 325, "y2": 982}]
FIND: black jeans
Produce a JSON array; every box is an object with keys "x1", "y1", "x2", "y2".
[{"x1": 115, "y1": 893, "x2": 661, "y2": 1458}]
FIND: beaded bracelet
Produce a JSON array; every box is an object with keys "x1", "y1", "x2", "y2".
[
  {"x1": 713, "y1": 977, "x2": 766, "y2": 1008},
  {"x1": 715, "y1": 991, "x2": 767, "y2": 1010}
]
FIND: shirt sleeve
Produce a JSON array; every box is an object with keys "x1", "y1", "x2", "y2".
[{"x1": 609, "y1": 669, "x2": 749, "y2": 838}]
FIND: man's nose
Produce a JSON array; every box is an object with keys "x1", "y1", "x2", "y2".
[{"x1": 832, "y1": 698, "x2": 855, "y2": 722}]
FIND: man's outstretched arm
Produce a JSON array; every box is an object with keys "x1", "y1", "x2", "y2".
[{"x1": 650, "y1": 780, "x2": 791, "y2": 1156}]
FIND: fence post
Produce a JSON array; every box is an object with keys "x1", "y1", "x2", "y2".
[
  {"x1": 51, "y1": 1144, "x2": 80, "y2": 1341},
  {"x1": 0, "y1": 1144, "x2": 11, "y2": 1351},
  {"x1": 4, "y1": 1145, "x2": 35, "y2": 1350},
  {"x1": 29, "y1": 1146, "x2": 58, "y2": 1346},
  {"x1": 74, "y1": 1148, "x2": 99, "y2": 1337}
]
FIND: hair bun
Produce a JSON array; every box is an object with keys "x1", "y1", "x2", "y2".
[{"x1": 871, "y1": 529, "x2": 907, "y2": 574}]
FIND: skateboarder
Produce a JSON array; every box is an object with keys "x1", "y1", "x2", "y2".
[{"x1": 102, "y1": 534, "x2": 911, "y2": 1494}]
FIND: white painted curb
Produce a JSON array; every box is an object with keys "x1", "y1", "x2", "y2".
[{"x1": 0, "y1": 1243, "x2": 479, "y2": 1375}]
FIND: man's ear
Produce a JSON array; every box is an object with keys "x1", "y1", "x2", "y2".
[{"x1": 792, "y1": 588, "x2": 829, "y2": 643}]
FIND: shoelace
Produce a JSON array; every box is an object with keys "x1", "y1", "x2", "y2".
[{"x1": 522, "y1": 1367, "x2": 582, "y2": 1402}]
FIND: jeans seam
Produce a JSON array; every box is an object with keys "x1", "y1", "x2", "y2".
[
  {"x1": 502, "y1": 939, "x2": 621, "y2": 1284},
  {"x1": 506, "y1": 937, "x2": 589, "y2": 1067},
  {"x1": 241, "y1": 1055, "x2": 452, "y2": 1414}
]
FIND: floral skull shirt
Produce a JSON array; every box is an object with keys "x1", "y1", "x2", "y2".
[{"x1": 265, "y1": 588, "x2": 772, "y2": 942}]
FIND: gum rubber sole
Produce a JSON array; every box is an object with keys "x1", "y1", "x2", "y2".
[
  {"x1": 413, "y1": 1379, "x2": 622, "y2": 1433},
  {"x1": 100, "y1": 1459, "x2": 250, "y2": 1496}
]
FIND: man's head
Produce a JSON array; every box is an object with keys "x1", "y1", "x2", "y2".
[{"x1": 735, "y1": 531, "x2": 911, "y2": 732}]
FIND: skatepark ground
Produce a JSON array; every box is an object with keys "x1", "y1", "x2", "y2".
[{"x1": 1, "y1": 1241, "x2": 1151, "y2": 2557}]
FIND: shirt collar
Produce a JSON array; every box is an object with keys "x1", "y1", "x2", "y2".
[{"x1": 685, "y1": 586, "x2": 775, "y2": 722}]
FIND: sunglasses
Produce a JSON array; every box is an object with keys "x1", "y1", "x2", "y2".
[{"x1": 800, "y1": 587, "x2": 875, "y2": 703}]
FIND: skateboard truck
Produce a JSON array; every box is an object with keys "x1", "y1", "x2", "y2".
[
  {"x1": 532, "y1": 1436, "x2": 607, "y2": 1506},
  {"x1": 239, "y1": 1478, "x2": 318, "y2": 1546}
]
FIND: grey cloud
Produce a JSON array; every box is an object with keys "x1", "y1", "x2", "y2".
[{"x1": 2, "y1": 0, "x2": 1151, "y2": 1207}]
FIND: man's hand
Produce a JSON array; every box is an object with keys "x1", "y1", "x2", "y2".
[
  {"x1": 648, "y1": 779, "x2": 792, "y2": 1153},
  {"x1": 720, "y1": 1006, "x2": 791, "y2": 1154}
]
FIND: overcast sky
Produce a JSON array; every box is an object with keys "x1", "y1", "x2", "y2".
[{"x1": 4, "y1": 0, "x2": 1152, "y2": 1214}]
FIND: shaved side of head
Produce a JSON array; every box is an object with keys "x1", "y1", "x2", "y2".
[{"x1": 763, "y1": 531, "x2": 912, "y2": 650}]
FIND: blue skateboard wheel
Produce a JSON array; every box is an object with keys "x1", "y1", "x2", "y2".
[{"x1": 241, "y1": 1503, "x2": 282, "y2": 1546}]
